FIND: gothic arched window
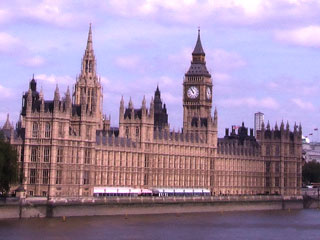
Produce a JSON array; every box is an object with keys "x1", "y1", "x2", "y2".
[
  {"x1": 45, "y1": 122, "x2": 51, "y2": 138},
  {"x1": 32, "y1": 122, "x2": 38, "y2": 138}
]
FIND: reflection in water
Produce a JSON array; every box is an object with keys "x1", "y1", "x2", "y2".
[{"x1": 0, "y1": 210, "x2": 319, "y2": 240}]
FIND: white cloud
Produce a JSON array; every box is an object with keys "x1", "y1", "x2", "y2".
[
  {"x1": 291, "y1": 98, "x2": 315, "y2": 111},
  {"x1": 219, "y1": 97, "x2": 279, "y2": 109},
  {"x1": 0, "y1": 84, "x2": 14, "y2": 99},
  {"x1": 0, "y1": 9, "x2": 12, "y2": 24},
  {"x1": 214, "y1": 73, "x2": 232, "y2": 84},
  {"x1": 35, "y1": 74, "x2": 73, "y2": 85},
  {"x1": 275, "y1": 25, "x2": 320, "y2": 48},
  {"x1": 209, "y1": 49, "x2": 247, "y2": 72},
  {"x1": 115, "y1": 55, "x2": 142, "y2": 70},
  {"x1": 0, "y1": 32, "x2": 22, "y2": 54},
  {"x1": 103, "y1": 0, "x2": 320, "y2": 28},
  {"x1": 159, "y1": 76, "x2": 175, "y2": 86},
  {"x1": 161, "y1": 92, "x2": 181, "y2": 104},
  {"x1": 20, "y1": 55, "x2": 46, "y2": 67}
]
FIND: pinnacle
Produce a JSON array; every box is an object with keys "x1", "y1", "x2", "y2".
[
  {"x1": 3, "y1": 113, "x2": 12, "y2": 130},
  {"x1": 192, "y1": 28, "x2": 205, "y2": 55},
  {"x1": 86, "y1": 23, "x2": 93, "y2": 51}
]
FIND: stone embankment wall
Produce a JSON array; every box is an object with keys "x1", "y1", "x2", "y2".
[{"x1": 0, "y1": 196, "x2": 304, "y2": 219}]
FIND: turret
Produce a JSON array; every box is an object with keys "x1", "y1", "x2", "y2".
[
  {"x1": 280, "y1": 120, "x2": 284, "y2": 131},
  {"x1": 26, "y1": 88, "x2": 32, "y2": 113},
  {"x1": 2, "y1": 114, "x2": 13, "y2": 130},
  {"x1": 81, "y1": 92, "x2": 87, "y2": 115},
  {"x1": 65, "y1": 86, "x2": 71, "y2": 110},
  {"x1": 54, "y1": 85, "x2": 60, "y2": 111},
  {"x1": 150, "y1": 97, "x2": 154, "y2": 117},
  {"x1": 142, "y1": 96, "x2": 146, "y2": 115},
  {"x1": 91, "y1": 89, "x2": 97, "y2": 113},
  {"x1": 286, "y1": 121, "x2": 290, "y2": 131},
  {"x1": 128, "y1": 97, "x2": 133, "y2": 109},
  {"x1": 120, "y1": 96, "x2": 124, "y2": 118},
  {"x1": 213, "y1": 107, "x2": 218, "y2": 127},
  {"x1": 298, "y1": 123, "x2": 302, "y2": 135},
  {"x1": 39, "y1": 86, "x2": 43, "y2": 100}
]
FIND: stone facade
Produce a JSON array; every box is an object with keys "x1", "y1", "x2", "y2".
[{"x1": 2, "y1": 26, "x2": 302, "y2": 198}]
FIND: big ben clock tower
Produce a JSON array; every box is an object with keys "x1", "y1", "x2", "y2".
[{"x1": 183, "y1": 29, "x2": 213, "y2": 134}]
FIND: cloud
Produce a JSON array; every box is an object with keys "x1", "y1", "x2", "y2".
[
  {"x1": 274, "y1": 25, "x2": 320, "y2": 48},
  {"x1": 103, "y1": 0, "x2": 320, "y2": 28},
  {"x1": 0, "y1": 0, "x2": 93, "y2": 28},
  {"x1": 219, "y1": 97, "x2": 279, "y2": 109},
  {"x1": 291, "y1": 98, "x2": 315, "y2": 111},
  {"x1": 0, "y1": 9, "x2": 12, "y2": 25},
  {"x1": 20, "y1": 55, "x2": 46, "y2": 67},
  {"x1": 209, "y1": 49, "x2": 247, "y2": 72},
  {"x1": 0, "y1": 32, "x2": 23, "y2": 54},
  {"x1": 0, "y1": 84, "x2": 14, "y2": 99},
  {"x1": 266, "y1": 77, "x2": 320, "y2": 97},
  {"x1": 35, "y1": 74, "x2": 74, "y2": 85},
  {"x1": 115, "y1": 55, "x2": 142, "y2": 71},
  {"x1": 161, "y1": 92, "x2": 181, "y2": 104},
  {"x1": 1, "y1": 0, "x2": 319, "y2": 30}
]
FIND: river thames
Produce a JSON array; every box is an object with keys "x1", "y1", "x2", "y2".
[{"x1": 0, "y1": 209, "x2": 319, "y2": 240}]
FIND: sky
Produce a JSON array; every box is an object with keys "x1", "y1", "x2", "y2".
[{"x1": 0, "y1": 0, "x2": 319, "y2": 138}]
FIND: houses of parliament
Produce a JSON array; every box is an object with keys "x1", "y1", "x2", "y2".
[{"x1": 2, "y1": 25, "x2": 302, "y2": 198}]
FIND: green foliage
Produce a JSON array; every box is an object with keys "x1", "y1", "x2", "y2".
[
  {"x1": 0, "y1": 130, "x2": 18, "y2": 195},
  {"x1": 302, "y1": 160, "x2": 320, "y2": 184}
]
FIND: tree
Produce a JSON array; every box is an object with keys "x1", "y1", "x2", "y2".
[
  {"x1": 0, "y1": 131, "x2": 18, "y2": 196},
  {"x1": 302, "y1": 160, "x2": 320, "y2": 184}
]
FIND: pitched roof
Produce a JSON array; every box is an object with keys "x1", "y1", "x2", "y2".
[{"x1": 192, "y1": 29, "x2": 205, "y2": 55}]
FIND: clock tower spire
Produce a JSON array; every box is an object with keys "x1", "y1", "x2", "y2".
[{"x1": 183, "y1": 29, "x2": 213, "y2": 136}]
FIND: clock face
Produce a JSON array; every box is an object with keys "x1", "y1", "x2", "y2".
[
  {"x1": 206, "y1": 87, "x2": 211, "y2": 99},
  {"x1": 187, "y1": 86, "x2": 199, "y2": 99}
]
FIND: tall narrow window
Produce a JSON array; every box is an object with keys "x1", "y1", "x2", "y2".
[
  {"x1": 31, "y1": 147, "x2": 37, "y2": 162},
  {"x1": 56, "y1": 170, "x2": 62, "y2": 184},
  {"x1": 266, "y1": 145, "x2": 271, "y2": 156},
  {"x1": 144, "y1": 174, "x2": 148, "y2": 185},
  {"x1": 136, "y1": 127, "x2": 139, "y2": 137},
  {"x1": 290, "y1": 144, "x2": 295, "y2": 155},
  {"x1": 30, "y1": 169, "x2": 36, "y2": 184},
  {"x1": 275, "y1": 145, "x2": 280, "y2": 156},
  {"x1": 265, "y1": 177, "x2": 271, "y2": 187},
  {"x1": 88, "y1": 61, "x2": 92, "y2": 73},
  {"x1": 58, "y1": 123, "x2": 63, "y2": 137},
  {"x1": 43, "y1": 147, "x2": 50, "y2": 162},
  {"x1": 43, "y1": 169, "x2": 49, "y2": 184},
  {"x1": 85, "y1": 149, "x2": 91, "y2": 164},
  {"x1": 86, "y1": 126, "x2": 91, "y2": 139},
  {"x1": 57, "y1": 147, "x2": 63, "y2": 163},
  {"x1": 125, "y1": 127, "x2": 129, "y2": 138},
  {"x1": 85, "y1": 60, "x2": 89, "y2": 72},
  {"x1": 32, "y1": 122, "x2": 38, "y2": 138},
  {"x1": 83, "y1": 171, "x2": 90, "y2": 185},
  {"x1": 275, "y1": 162, "x2": 280, "y2": 173},
  {"x1": 275, "y1": 177, "x2": 280, "y2": 187},
  {"x1": 45, "y1": 123, "x2": 51, "y2": 138},
  {"x1": 265, "y1": 161, "x2": 271, "y2": 173}
]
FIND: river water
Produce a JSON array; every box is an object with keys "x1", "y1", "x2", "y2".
[{"x1": 0, "y1": 209, "x2": 319, "y2": 240}]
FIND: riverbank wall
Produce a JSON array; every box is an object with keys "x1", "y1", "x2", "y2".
[{"x1": 0, "y1": 195, "x2": 305, "y2": 219}]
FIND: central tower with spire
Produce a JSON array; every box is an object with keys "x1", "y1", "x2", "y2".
[
  {"x1": 74, "y1": 24, "x2": 103, "y2": 127},
  {"x1": 183, "y1": 29, "x2": 215, "y2": 138}
]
